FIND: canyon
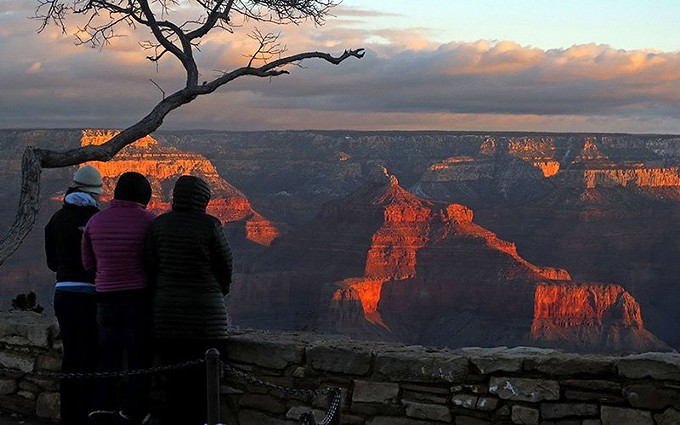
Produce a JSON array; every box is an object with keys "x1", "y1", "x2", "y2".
[{"x1": 2, "y1": 129, "x2": 680, "y2": 353}]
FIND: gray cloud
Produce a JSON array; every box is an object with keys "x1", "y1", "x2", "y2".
[{"x1": 1, "y1": 4, "x2": 679, "y2": 133}]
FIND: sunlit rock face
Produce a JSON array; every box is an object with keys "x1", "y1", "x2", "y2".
[
  {"x1": 531, "y1": 283, "x2": 667, "y2": 352},
  {"x1": 80, "y1": 129, "x2": 279, "y2": 246},
  {"x1": 467, "y1": 135, "x2": 680, "y2": 348},
  {"x1": 231, "y1": 167, "x2": 664, "y2": 352}
]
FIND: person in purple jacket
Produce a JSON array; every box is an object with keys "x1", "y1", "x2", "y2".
[{"x1": 82, "y1": 172, "x2": 156, "y2": 425}]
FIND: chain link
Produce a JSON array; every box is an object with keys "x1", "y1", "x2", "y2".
[
  {"x1": 0, "y1": 358, "x2": 204, "y2": 380},
  {"x1": 219, "y1": 360, "x2": 332, "y2": 399},
  {"x1": 2, "y1": 358, "x2": 334, "y2": 399},
  {"x1": 1, "y1": 356, "x2": 341, "y2": 422}
]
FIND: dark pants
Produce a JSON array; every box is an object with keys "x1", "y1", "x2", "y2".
[
  {"x1": 54, "y1": 290, "x2": 98, "y2": 425},
  {"x1": 94, "y1": 291, "x2": 153, "y2": 421},
  {"x1": 156, "y1": 339, "x2": 226, "y2": 425}
]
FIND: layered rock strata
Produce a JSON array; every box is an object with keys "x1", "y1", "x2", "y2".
[
  {"x1": 80, "y1": 129, "x2": 279, "y2": 246},
  {"x1": 231, "y1": 167, "x2": 665, "y2": 352}
]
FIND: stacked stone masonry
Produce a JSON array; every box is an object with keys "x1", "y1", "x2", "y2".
[{"x1": 2, "y1": 311, "x2": 680, "y2": 424}]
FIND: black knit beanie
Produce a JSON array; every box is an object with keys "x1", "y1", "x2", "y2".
[{"x1": 114, "y1": 172, "x2": 152, "y2": 206}]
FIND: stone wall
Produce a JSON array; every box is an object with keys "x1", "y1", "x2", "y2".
[
  {"x1": 0, "y1": 312, "x2": 61, "y2": 419},
  {"x1": 2, "y1": 312, "x2": 680, "y2": 424},
  {"x1": 222, "y1": 331, "x2": 680, "y2": 425}
]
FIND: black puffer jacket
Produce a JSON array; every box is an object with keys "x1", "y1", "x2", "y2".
[{"x1": 146, "y1": 176, "x2": 233, "y2": 340}]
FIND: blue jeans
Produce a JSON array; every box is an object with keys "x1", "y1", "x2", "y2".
[
  {"x1": 54, "y1": 289, "x2": 98, "y2": 425},
  {"x1": 94, "y1": 290, "x2": 153, "y2": 421}
]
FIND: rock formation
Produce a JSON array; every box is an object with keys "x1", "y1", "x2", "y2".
[
  {"x1": 1, "y1": 129, "x2": 679, "y2": 353},
  {"x1": 81, "y1": 129, "x2": 279, "y2": 246},
  {"x1": 230, "y1": 167, "x2": 666, "y2": 352}
]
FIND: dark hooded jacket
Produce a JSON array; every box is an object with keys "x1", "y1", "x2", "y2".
[
  {"x1": 45, "y1": 191, "x2": 100, "y2": 283},
  {"x1": 146, "y1": 176, "x2": 233, "y2": 340}
]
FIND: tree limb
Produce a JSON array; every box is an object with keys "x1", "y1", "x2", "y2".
[{"x1": 1, "y1": 0, "x2": 364, "y2": 267}]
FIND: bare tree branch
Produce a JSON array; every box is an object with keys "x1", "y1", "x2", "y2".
[{"x1": 0, "y1": 0, "x2": 363, "y2": 266}]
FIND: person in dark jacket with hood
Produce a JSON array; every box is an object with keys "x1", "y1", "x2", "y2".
[
  {"x1": 44, "y1": 164, "x2": 103, "y2": 425},
  {"x1": 146, "y1": 175, "x2": 232, "y2": 425}
]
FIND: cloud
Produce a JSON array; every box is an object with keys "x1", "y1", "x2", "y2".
[
  {"x1": 26, "y1": 62, "x2": 41, "y2": 74},
  {"x1": 0, "y1": 2, "x2": 679, "y2": 134}
]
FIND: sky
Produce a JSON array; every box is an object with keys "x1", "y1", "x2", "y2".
[{"x1": 1, "y1": 0, "x2": 679, "y2": 134}]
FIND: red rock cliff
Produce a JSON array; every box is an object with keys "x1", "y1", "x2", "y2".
[
  {"x1": 531, "y1": 283, "x2": 666, "y2": 351},
  {"x1": 80, "y1": 129, "x2": 279, "y2": 245}
]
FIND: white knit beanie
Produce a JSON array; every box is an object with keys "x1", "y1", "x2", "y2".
[{"x1": 71, "y1": 164, "x2": 103, "y2": 194}]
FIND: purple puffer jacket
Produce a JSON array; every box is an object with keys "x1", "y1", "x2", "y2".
[{"x1": 82, "y1": 199, "x2": 156, "y2": 292}]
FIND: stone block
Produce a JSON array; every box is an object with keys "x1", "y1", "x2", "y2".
[
  {"x1": 308, "y1": 345, "x2": 372, "y2": 375},
  {"x1": 489, "y1": 377, "x2": 559, "y2": 402},
  {"x1": 367, "y1": 417, "x2": 433, "y2": 425},
  {"x1": 224, "y1": 334, "x2": 304, "y2": 369},
  {"x1": 341, "y1": 414, "x2": 365, "y2": 425},
  {"x1": 374, "y1": 349, "x2": 468, "y2": 383},
  {"x1": 475, "y1": 396, "x2": 498, "y2": 411},
  {"x1": 622, "y1": 384, "x2": 680, "y2": 410},
  {"x1": 239, "y1": 393, "x2": 286, "y2": 414},
  {"x1": 654, "y1": 407, "x2": 680, "y2": 425},
  {"x1": 600, "y1": 406, "x2": 653, "y2": 425},
  {"x1": 451, "y1": 394, "x2": 478, "y2": 409},
  {"x1": 352, "y1": 380, "x2": 399, "y2": 403},
  {"x1": 560, "y1": 379, "x2": 621, "y2": 392},
  {"x1": 455, "y1": 415, "x2": 492, "y2": 424},
  {"x1": 0, "y1": 394, "x2": 36, "y2": 415},
  {"x1": 17, "y1": 390, "x2": 35, "y2": 400},
  {"x1": 402, "y1": 389, "x2": 448, "y2": 404},
  {"x1": 286, "y1": 406, "x2": 326, "y2": 422},
  {"x1": 618, "y1": 353, "x2": 680, "y2": 381},
  {"x1": 471, "y1": 355, "x2": 524, "y2": 374},
  {"x1": 511, "y1": 405, "x2": 539, "y2": 425},
  {"x1": 239, "y1": 408, "x2": 293, "y2": 425},
  {"x1": 401, "y1": 383, "x2": 450, "y2": 394},
  {"x1": 0, "y1": 351, "x2": 35, "y2": 373},
  {"x1": 563, "y1": 390, "x2": 623, "y2": 404},
  {"x1": 0, "y1": 312, "x2": 55, "y2": 348},
  {"x1": 582, "y1": 420, "x2": 602, "y2": 425},
  {"x1": 0, "y1": 378, "x2": 17, "y2": 395},
  {"x1": 540, "y1": 403, "x2": 598, "y2": 419},
  {"x1": 402, "y1": 399, "x2": 451, "y2": 422},
  {"x1": 36, "y1": 392, "x2": 60, "y2": 419},
  {"x1": 36, "y1": 354, "x2": 61, "y2": 372},
  {"x1": 19, "y1": 380, "x2": 38, "y2": 392},
  {"x1": 527, "y1": 354, "x2": 616, "y2": 377}
]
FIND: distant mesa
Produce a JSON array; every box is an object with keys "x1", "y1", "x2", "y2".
[{"x1": 80, "y1": 129, "x2": 279, "y2": 246}]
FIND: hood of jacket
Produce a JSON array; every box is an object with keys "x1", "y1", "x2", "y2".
[{"x1": 172, "y1": 175, "x2": 211, "y2": 212}]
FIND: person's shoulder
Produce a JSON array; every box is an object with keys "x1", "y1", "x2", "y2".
[
  {"x1": 205, "y1": 213, "x2": 223, "y2": 227},
  {"x1": 151, "y1": 211, "x2": 174, "y2": 225}
]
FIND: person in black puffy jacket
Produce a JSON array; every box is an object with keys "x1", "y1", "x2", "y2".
[{"x1": 145, "y1": 175, "x2": 232, "y2": 425}]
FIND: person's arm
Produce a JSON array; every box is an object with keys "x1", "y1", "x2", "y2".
[
  {"x1": 81, "y1": 224, "x2": 96, "y2": 273},
  {"x1": 210, "y1": 219, "x2": 233, "y2": 295},
  {"x1": 144, "y1": 224, "x2": 159, "y2": 288},
  {"x1": 44, "y1": 219, "x2": 59, "y2": 272}
]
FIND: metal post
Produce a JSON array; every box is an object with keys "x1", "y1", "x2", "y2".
[{"x1": 205, "y1": 348, "x2": 221, "y2": 425}]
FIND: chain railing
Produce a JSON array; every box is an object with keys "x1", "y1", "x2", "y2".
[
  {"x1": 0, "y1": 358, "x2": 205, "y2": 380},
  {"x1": 0, "y1": 348, "x2": 342, "y2": 425}
]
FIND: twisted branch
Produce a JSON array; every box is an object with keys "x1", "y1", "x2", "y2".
[{"x1": 1, "y1": 0, "x2": 363, "y2": 266}]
